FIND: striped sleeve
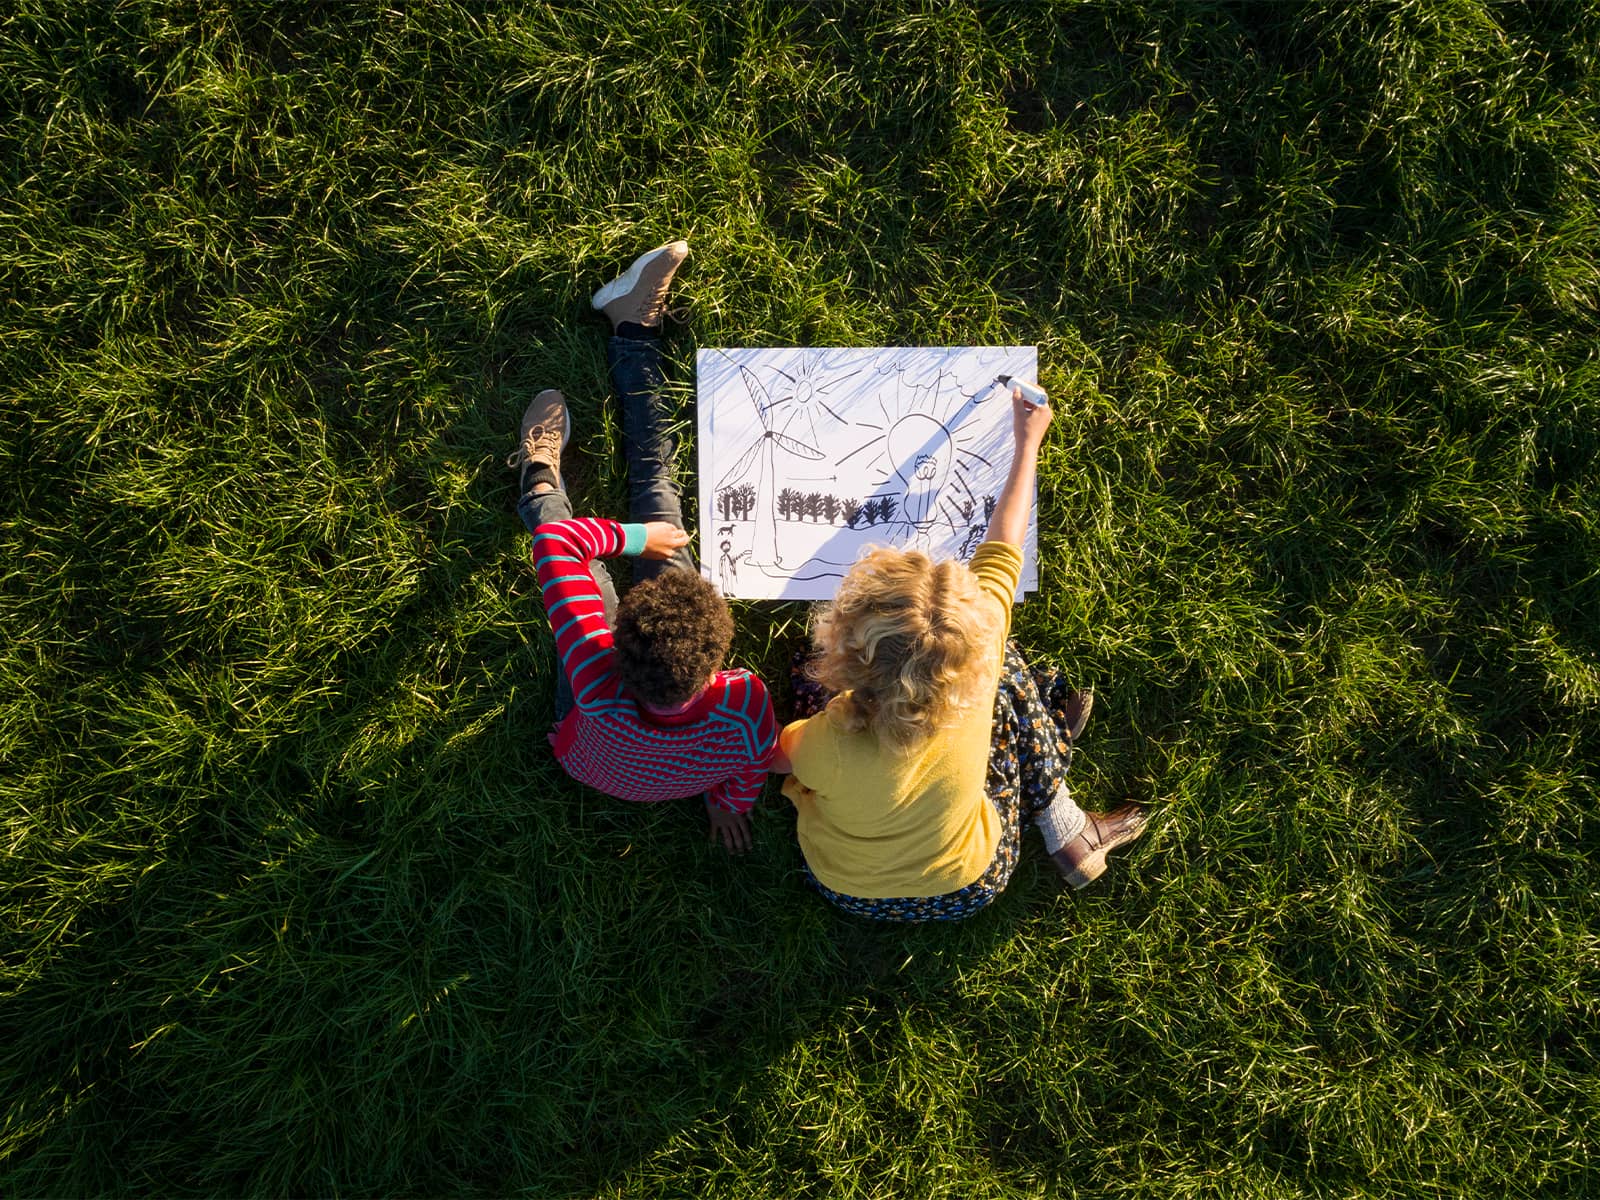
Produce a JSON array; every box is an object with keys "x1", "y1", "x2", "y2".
[
  {"x1": 531, "y1": 517, "x2": 630, "y2": 712},
  {"x1": 705, "y1": 674, "x2": 779, "y2": 814}
]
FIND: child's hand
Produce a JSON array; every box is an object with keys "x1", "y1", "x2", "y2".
[
  {"x1": 642, "y1": 521, "x2": 690, "y2": 559},
  {"x1": 1010, "y1": 384, "x2": 1053, "y2": 451},
  {"x1": 705, "y1": 797, "x2": 754, "y2": 854}
]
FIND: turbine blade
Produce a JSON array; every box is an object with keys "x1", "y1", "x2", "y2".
[
  {"x1": 718, "y1": 437, "x2": 765, "y2": 489},
  {"x1": 739, "y1": 366, "x2": 773, "y2": 429},
  {"x1": 771, "y1": 431, "x2": 825, "y2": 461}
]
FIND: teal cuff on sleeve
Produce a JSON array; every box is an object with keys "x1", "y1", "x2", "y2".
[{"x1": 620, "y1": 523, "x2": 649, "y2": 556}]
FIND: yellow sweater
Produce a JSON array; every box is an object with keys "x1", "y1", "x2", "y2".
[{"x1": 781, "y1": 542, "x2": 1024, "y2": 898}]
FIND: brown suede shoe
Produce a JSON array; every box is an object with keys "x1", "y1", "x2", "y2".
[
  {"x1": 590, "y1": 240, "x2": 689, "y2": 329},
  {"x1": 506, "y1": 388, "x2": 569, "y2": 492},
  {"x1": 1049, "y1": 802, "x2": 1148, "y2": 890}
]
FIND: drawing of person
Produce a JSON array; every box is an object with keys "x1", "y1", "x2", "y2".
[{"x1": 718, "y1": 541, "x2": 746, "y2": 594}]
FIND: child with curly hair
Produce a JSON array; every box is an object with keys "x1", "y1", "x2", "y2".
[
  {"x1": 772, "y1": 385, "x2": 1148, "y2": 919},
  {"x1": 513, "y1": 241, "x2": 776, "y2": 853}
]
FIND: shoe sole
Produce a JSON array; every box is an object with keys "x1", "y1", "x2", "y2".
[
  {"x1": 1064, "y1": 689, "x2": 1093, "y2": 743},
  {"x1": 1061, "y1": 809, "x2": 1148, "y2": 890},
  {"x1": 590, "y1": 241, "x2": 688, "y2": 311}
]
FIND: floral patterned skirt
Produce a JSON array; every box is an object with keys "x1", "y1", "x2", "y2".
[{"x1": 792, "y1": 641, "x2": 1084, "y2": 923}]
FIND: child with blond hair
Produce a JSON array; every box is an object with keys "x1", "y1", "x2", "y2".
[{"x1": 772, "y1": 385, "x2": 1148, "y2": 920}]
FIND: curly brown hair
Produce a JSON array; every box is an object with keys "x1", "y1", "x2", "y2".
[{"x1": 613, "y1": 570, "x2": 735, "y2": 708}]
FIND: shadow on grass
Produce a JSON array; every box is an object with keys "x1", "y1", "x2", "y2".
[{"x1": 2, "y1": 264, "x2": 1073, "y2": 1194}]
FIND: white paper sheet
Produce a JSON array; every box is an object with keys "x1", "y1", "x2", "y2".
[{"x1": 696, "y1": 346, "x2": 1039, "y2": 601}]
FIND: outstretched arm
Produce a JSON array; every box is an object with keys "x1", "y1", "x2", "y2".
[
  {"x1": 532, "y1": 518, "x2": 630, "y2": 711},
  {"x1": 532, "y1": 519, "x2": 687, "y2": 711},
  {"x1": 982, "y1": 385, "x2": 1053, "y2": 550}
]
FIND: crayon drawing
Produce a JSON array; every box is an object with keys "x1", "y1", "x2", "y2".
[{"x1": 696, "y1": 347, "x2": 1040, "y2": 601}]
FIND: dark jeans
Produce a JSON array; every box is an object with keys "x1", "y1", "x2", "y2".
[{"x1": 518, "y1": 333, "x2": 694, "y2": 717}]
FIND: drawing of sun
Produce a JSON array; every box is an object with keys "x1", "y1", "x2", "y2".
[
  {"x1": 835, "y1": 364, "x2": 996, "y2": 536},
  {"x1": 768, "y1": 355, "x2": 859, "y2": 449}
]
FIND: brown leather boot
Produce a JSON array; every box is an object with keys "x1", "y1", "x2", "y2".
[
  {"x1": 1049, "y1": 803, "x2": 1148, "y2": 890},
  {"x1": 590, "y1": 240, "x2": 689, "y2": 329}
]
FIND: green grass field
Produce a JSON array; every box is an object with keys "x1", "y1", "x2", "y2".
[{"x1": 3, "y1": 1, "x2": 1598, "y2": 1195}]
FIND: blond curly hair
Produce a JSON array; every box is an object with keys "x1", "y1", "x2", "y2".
[{"x1": 809, "y1": 546, "x2": 1002, "y2": 748}]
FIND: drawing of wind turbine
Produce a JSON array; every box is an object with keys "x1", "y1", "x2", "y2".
[{"x1": 716, "y1": 365, "x2": 825, "y2": 566}]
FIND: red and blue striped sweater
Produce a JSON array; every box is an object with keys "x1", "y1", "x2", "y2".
[{"x1": 533, "y1": 517, "x2": 776, "y2": 812}]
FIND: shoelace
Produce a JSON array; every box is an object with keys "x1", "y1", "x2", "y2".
[{"x1": 506, "y1": 424, "x2": 560, "y2": 469}]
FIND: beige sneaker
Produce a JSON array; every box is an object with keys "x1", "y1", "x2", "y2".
[
  {"x1": 590, "y1": 240, "x2": 689, "y2": 329},
  {"x1": 1049, "y1": 803, "x2": 1149, "y2": 890},
  {"x1": 507, "y1": 388, "x2": 569, "y2": 492}
]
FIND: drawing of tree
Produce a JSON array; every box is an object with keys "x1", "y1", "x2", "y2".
[
  {"x1": 737, "y1": 483, "x2": 757, "y2": 520},
  {"x1": 842, "y1": 499, "x2": 862, "y2": 528},
  {"x1": 805, "y1": 492, "x2": 824, "y2": 522},
  {"x1": 878, "y1": 496, "x2": 899, "y2": 524},
  {"x1": 960, "y1": 497, "x2": 975, "y2": 523},
  {"x1": 718, "y1": 490, "x2": 735, "y2": 521},
  {"x1": 860, "y1": 498, "x2": 881, "y2": 525},
  {"x1": 823, "y1": 495, "x2": 840, "y2": 524},
  {"x1": 958, "y1": 524, "x2": 988, "y2": 558},
  {"x1": 983, "y1": 495, "x2": 997, "y2": 523},
  {"x1": 777, "y1": 488, "x2": 798, "y2": 521}
]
